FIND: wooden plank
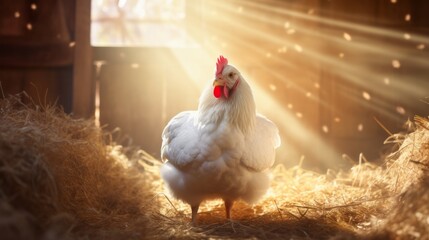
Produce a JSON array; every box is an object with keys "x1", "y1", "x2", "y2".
[
  {"x1": 0, "y1": 0, "x2": 26, "y2": 36},
  {"x1": 0, "y1": 42, "x2": 73, "y2": 67},
  {"x1": 0, "y1": 67, "x2": 73, "y2": 112},
  {"x1": 72, "y1": 0, "x2": 93, "y2": 118}
]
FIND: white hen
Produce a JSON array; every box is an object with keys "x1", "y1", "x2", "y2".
[{"x1": 161, "y1": 56, "x2": 280, "y2": 224}]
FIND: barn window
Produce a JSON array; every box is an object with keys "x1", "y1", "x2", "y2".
[{"x1": 91, "y1": 0, "x2": 196, "y2": 47}]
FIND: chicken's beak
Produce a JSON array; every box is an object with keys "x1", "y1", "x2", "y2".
[{"x1": 213, "y1": 78, "x2": 225, "y2": 87}]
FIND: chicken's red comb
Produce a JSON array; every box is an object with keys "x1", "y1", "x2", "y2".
[{"x1": 215, "y1": 55, "x2": 228, "y2": 77}]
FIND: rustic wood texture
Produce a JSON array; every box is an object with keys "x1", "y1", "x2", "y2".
[
  {"x1": 0, "y1": 0, "x2": 84, "y2": 116},
  {"x1": 0, "y1": 67, "x2": 73, "y2": 112},
  {"x1": 72, "y1": 0, "x2": 93, "y2": 118},
  {"x1": 319, "y1": 0, "x2": 429, "y2": 162},
  {"x1": 0, "y1": 42, "x2": 73, "y2": 67}
]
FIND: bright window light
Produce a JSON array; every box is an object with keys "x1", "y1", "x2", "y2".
[{"x1": 91, "y1": 0, "x2": 197, "y2": 47}]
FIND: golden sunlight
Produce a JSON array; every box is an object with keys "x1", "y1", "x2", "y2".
[{"x1": 91, "y1": 0, "x2": 429, "y2": 170}]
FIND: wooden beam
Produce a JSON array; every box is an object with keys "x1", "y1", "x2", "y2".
[
  {"x1": 72, "y1": 0, "x2": 93, "y2": 118},
  {"x1": 0, "y1": 42, "x2": 73, "y2": 67}
]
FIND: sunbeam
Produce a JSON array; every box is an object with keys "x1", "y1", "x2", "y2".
[{"x1": 91, "y1": 0, "x2": 429, "y2": 168}]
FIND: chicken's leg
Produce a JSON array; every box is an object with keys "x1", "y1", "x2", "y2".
[
  {"x1": 224, "y1": 199, "x2": 234, "y2": 219},
  {"x1": 191, "y1": 204, "x2": 200, "y2": 225}
]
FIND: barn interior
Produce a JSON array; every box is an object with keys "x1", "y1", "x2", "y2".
[{"x1": 0, "y1": 0, "x2": 428, "y2": 239}]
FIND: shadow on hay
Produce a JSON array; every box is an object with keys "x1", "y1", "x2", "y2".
[{"x1": 195, "y1": 214, "x2": 358, "y2": 239}]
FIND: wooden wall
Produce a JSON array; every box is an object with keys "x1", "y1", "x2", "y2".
[
  {"x1": 319, "y1": 0, "x2": 429, "y2": 165},
  {"x1": 0, "y1": 0, "x2": 92, "y2": 117}
]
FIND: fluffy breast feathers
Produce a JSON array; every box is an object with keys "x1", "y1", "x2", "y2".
[{"x1": 161, "y1": 111, "x2": 280, "y2": 171}]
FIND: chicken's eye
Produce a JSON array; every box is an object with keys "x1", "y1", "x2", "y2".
[{"x1": 228, "y1": 73, "x2": 234, "y2": 78}]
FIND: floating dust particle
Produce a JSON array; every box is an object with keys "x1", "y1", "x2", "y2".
[
  {"x1": 277, "y1": 46, "x2": 287, "y2": 53},
  {"x1": 396, "y1": 106, "x2": 406, "y2": 115},
  {"x1": 358, "y1": 124, "x2": 364, "y2": 132},
  {"x1": 26, "y1": 23, "x2": 33, "y2": 30},
  {"x1": 403, "y1": 33, "x2": 411, "y2": 40},
  {"x1": 343, "y1": 32, "x2": 352, "y2": 41},
  {"x1": 306, "y1": 92, "x2": 312, "y2": 98},
  {"x1": 294, "y1": 44, "x2": 303, "y2": 52},
  {"x1": 68, "y1": 42, "x2": 76, "y2": 47},
  {"x1": 322, "y1": 125, "x2": 329, "y2": 133},
  {"x1": 237, "y1": 6, "x2": 243, "y2": 13},
  {"x1": 284, "y1": 22, "x2": 290, "y2": 29},
  {"x1": 269, "y1": 84, "x2": 277, "y2": 91},
  {"x1": 339, "y1": 52, "x2": 345, "y2": 58},
  {"x1": 405, "y1": 14, "x2": 411, "y2": 21},
  {"x1": 334, "y1": 117, "x2": 341, "y2": 123},
  {"x1": 417, "y1": 44, "x2": 425, "y2": 50},
  {"x1": 131, "y1": 63, "x2": 140, "y2": 69},
  {"x1": 14, "y1": 11, "x2": 20, "y2": 18},
  {"x1": 362, "y1": 91, "x2": 371, "y2": 101},
  {"x1": 287, "y1": 103, "x2": 293, "y2": 109},
  {"x1": 392, "y1": 60, "x2": 401, "y2": 68},
  {"x1": 265, "y1": 52, "x2": 272, "y2": 58},
  {"x1": 31, "y1": 3, "x2": 37, "y2": 10},
  {"x1": 93, "y1": 60, "x2": 106, "y2": 76},
  {"x1": 314, "y1": 83, "x2": 320, "y2": 89},
  {"x1": 287, "y1": 29, "x2": 296, "y2": 35},
  {"x1": 384, "y1": 77, "x2": 390, "y2": 85},
  {"x1": 391, "y1": 0, "x2": 397, "y2": 3},
  {"x1": 296, "y1": 112, "x2": 303, "y2": 118}
]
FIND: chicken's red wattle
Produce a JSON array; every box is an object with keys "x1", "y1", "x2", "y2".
[{"x1": 214, "y1": 86, "x2": 223, "y2": 98}]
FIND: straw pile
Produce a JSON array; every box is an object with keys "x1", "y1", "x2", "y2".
[
  {"x1": 0, "y1": 94, "x2": 153, "y2": 240},
  {"x1": 0, "y1": 93, "x2": 428, "y2": 239}
]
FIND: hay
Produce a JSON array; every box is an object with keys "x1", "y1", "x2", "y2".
[
  {"x1": 0, "y1": 93, "x2": 428, "y2": 239},
  {"x1": 0, "y1": 94, "x2": 153, "y2": 239}
]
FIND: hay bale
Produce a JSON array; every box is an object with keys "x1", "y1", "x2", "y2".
[
  {"x1": 0, "y1": 94, "x2": 153, "y2": 239},
  {"x1": 377, "y1": 175, "x2": 429, "y2": 239},
  {"x1": 367, "y1": 116, "x2": 429, "y2": 240}
]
